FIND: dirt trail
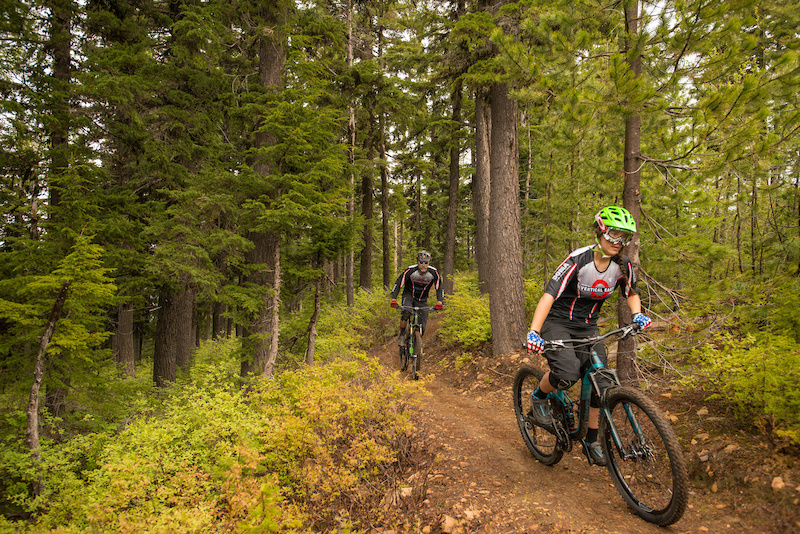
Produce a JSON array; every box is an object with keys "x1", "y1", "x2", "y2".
[{"x1": 369, "y1": 318, "x2": 781, "y2": 534}]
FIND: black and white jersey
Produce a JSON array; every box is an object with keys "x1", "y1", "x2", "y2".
[
  {"x1": 391, "y1": 264, "x2": 444, "y2": 303},
  {"x1": 544, "y1": 245, "x2": 637, "y2": 325}
]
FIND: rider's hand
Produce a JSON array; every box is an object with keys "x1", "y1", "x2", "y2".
[
  {"x1": 527, "y1": 330, "x2": 544, "y2": 353},
  {"x1": 632, "y1": 312, "x2": 652, "y2": 330},
  {"x1": 390, "y1": 298, "x2": 398, "y2": 308},
  {"x1": 434, "y1": 301, "x2": 443, "y2": 311}
]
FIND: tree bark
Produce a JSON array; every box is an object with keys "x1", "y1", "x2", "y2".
[
  {"x1": 381, "y1": 113, "x2": 391, "y2": 289},
  {"x1": 240, "y1": 0, "x2": 285, "y2": 377},
  {"x1": 241, "y1": 232, "x2": 280, "y2": 377},
  {"x1": 263, "y1": 238, "x2": 281, "y2": 378},
  {"x1": 617, "y1": 0, "x2": 642, "y2": 383},
  {"x1": 175, "y1": 286, "x2": 194, "y2": 369},
  {"x1": 306, "y1": 268, "x2": 323, "y2": 366},
  {"x1": 116, "y1": 303, "x2": 136, "y2": 377},
  {"x1": 487, "y1": 83, "x2": 527, "y2": 356},
  {"x1": 27, "y1": 282, "x2": 70, "y2": 471},
  {"x1": 346, "y1": 0, "x2": 356, "y2": 306},
  {"x1": 473, "y1": 89, "x2": 491, "y2": 294},
  {"x1": 153, "y1": 289, "x2": 180, "y2": 387},
  {"x1": 444, "y1": 79, "x2": 462, "y2": 296},
  {"x1": 359, "y1": 143, "x2": 374, "y2": 290}
]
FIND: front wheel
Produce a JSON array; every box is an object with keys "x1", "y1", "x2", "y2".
[
  {"x1": 399, "y1": 344, "x2": 408, "y2": 372},
  {"x1": 601, "y1": 387, "x2": 689, "y2": 526},
  {"x1": 512, "y1": 366, "x2": 563, "y2": 465},
  {"x1": 410, "y1": 330, "x2": 422, "y2": 380}
]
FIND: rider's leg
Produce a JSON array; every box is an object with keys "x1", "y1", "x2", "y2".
[
  {"x1": 398, "y1": 319, "x2": 408, "y2": 347},
  {"x1": 398, "y1": 295, "x2": 414, "y2": 347},
  {"x1": 537, "y1": 372, "x2": 556, "y2": 395}
]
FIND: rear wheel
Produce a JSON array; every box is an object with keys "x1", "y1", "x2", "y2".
[
  {"x1": 601, "y1": 387, "x2": 689, "y2": 526},
  {"x1": 512, "y1": 366, "x2": 563, "y2": 465}
]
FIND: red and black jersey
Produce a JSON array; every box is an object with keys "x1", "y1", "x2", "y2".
[
  {"x1": 544, "y1": 245, "x2": 638, "y2": 325},
  {"x1": 391, "y1": 265, "x2": 444, "y2": 303}
]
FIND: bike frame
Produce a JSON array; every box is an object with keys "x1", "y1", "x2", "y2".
[
  {"x1": 544, "y1": 325, "x2": 647, "y2": 460},
  {"x1": 401, "y1": 305, "x2": 427, "y2": 352}
]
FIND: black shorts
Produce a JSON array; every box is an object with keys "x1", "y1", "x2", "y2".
[
  {"x1": 541, "y1": 317, "x2": 607, "y2": 387},
  {"x1": 400, "y1": 295, "x2": 429, "y2": 335}
]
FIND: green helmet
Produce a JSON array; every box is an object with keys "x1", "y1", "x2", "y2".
[{"x1": 594, "y1": 206, "x2": 637, "y2": 233}]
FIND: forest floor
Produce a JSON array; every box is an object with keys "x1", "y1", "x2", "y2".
[{"x1": 367, "y1": 316, "x2": 800, "y2": 534}]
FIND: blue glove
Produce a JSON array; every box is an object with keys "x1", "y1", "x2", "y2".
[
  {"x1": 632, "y1": 313, "x2": 652, "y2": 330},
  {"x1": 527, "y1": 330, "x2": 544, "y2": 353}
]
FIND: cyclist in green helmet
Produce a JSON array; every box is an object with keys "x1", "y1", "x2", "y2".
[{"x1": 525, "y1": 206, "x2": 652, "y2": 466}]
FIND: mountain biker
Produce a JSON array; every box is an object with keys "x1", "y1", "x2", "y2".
[
  {"x1": 390, "y1": 250, "x2": 444, "y2": 358},
  {"x1": 525, "y1": 206, "x2": 652, "y2": 466}
]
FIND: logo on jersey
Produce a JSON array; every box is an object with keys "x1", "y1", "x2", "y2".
[{"x1": 580, "y1": 279, "x2": 611, "y2": 300}]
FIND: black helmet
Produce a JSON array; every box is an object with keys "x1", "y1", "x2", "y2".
[{"x1": 416, "y1": 250, "x2": 431, "y2": 264}]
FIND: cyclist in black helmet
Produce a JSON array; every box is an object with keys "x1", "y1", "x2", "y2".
[
  {"x1": 525, "y1": 206, "x2": 652, "y2": 466},
  {"x1": 390, "y1": 250, "x2": 444, "y2": 350}
]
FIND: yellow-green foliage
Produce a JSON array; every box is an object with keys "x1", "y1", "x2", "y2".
[
  {"x1": 437, "y1": 273, "x2": 545, "y2": 347},
  {"x1": 11, "y1": 341, "x2": 426, "y2": 533},
  {"x1": 687, "y1": 332, "x2": 800, "y2": 445},
  {"x1": 309, "y1": 289, "x2": 395, "y2": 363},
  {"x1": 438, "y1": 273, "x2": 491, "y2": 346}
]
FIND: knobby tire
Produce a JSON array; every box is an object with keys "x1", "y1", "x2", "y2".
[
  {"x1": 411, "y1": 329, "x2": 422, "y2": 380},
  {"x1": 399, "y1": 342, "x2": 408, "y2": 372},
  {"x1": 601, "y1": 387, "x2": 689, "y2": 526},
  {"x1": 512, "y1": 366, "x2": 563, "y2": 465}
]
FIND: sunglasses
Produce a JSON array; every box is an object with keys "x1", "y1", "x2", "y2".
[
  {"x1": 419, "y1": 261, "x2": 429, "y2": 265},
  {"x1": 603, "y1": 230, "x2": 633, "y2": 246}
]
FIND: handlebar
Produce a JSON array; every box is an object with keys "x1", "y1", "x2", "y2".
[
  {"x1": 525, "y1": 323, "x2": 640, "y2": 352},
  {"x1": 398, "y1": 305, "x2": 435, "y2": 312}
]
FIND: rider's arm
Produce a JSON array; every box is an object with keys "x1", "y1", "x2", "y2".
[
  {"x1": 626, "y1": 292, "x2": 642, "y2": 315},
  {"x1": 529, "y1": 293, "x2": 555, "y2": 333},
  {"x1": 390, "y1": 269, "x2": 408, "y2": 299}
]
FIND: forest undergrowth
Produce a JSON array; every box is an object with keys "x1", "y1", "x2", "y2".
[{"x1": 2, "y1": 279, "x2": 800, "y2": 532}]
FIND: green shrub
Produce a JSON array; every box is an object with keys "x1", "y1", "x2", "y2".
[
  {"x1": 686, "y1": 332, "x2": 800, "y2": 445},
  {"x1": 438, "y1": 273, "x2": 491, "y2": 346},
  {"x1": 8, "y1": 336, "x2": 425, "y2": 533},
  {"x1": 311, "y1": 288, "x2": 394, "y2": 362}
]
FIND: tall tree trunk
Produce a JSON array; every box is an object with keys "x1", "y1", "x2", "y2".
[
  {"x1": 212, "y1": 300, "x2": 227, "y2": 339},
  {"x1": 116, "y1": 303, "x2": 136, "y2": 377},
  {"x1": 306, "y1": 268, "x2": 323, "y2": 366},
  {"x1": 175, "y1": 286, "x2": 194, "y2": 369},
  {"x1": 345, "y1": 0, "x2": 356, "y2": 306},
  {"x1": 46, "y1": 0, "x2": 72, "y2": 210},
  {"x1": 42, "y1": 0, "x2": 73, "y2": 420},
  {"x1": 240, "y1": 1, "x2": 285, "y2": 377},
  {"x1": 241, "y1": 232, "x2": 280, "y2": 376},
  {"x1": 380, "y1": 114, "x2": 391, "y2": 289},
  {"x1": 444, "y1": 79, "x2": 462, "y2": 296},
  {"x1": 487, "y1": 83, "x2": 526, "y2": 356},
  {"x1": 27, "y1": 282, "x2": 70, "y2": 474},
  {"x1": 153, "y1": 289, "x2": 180, "y2": 387},
  {"x1": 414, "y1": 169, "x2": 422, "y2": 240},
  {"x1": 617, "y1": 0, "x2": 642, "y2": 383},
  {"x1": 359, "y1": 135, "x2": 374, "y2": 290},
  {"x1": 473, "y1": 89, "x2": 491, "y2": 294},
  {"x1": 263, "y1": 239, "x2": 281, "y2": 378}
]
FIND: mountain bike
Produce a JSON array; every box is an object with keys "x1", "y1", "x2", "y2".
[
  {"x1": 398, "y1": 305, "x2": 431, "y2": 381},
  {"x1": 512, "y1": 324, "x2": 689, "y2": 526}
]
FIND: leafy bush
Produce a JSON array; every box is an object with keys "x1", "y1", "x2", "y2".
[
  {"x1": 686, "y1": 332, "x2": 800, "y2": 445},
  {"x1": 311, "y1": 288, "x2": 395, "y2": 362},
  {"x1": 438, "y1": 272, "x2": 491, "y2": 346},
  {"x1": 6, "y1": 338, "x2": 425, "y2": 533}
]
